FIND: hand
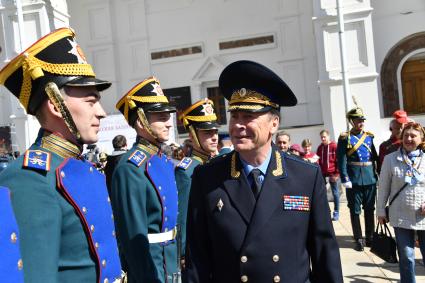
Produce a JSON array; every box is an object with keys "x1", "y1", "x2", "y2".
[
  {"x1": 378, "y1": 216, "x2": 388, "y2": 224},
  {"x1": 329, "y1": 175, "x2": 339, "y2": 183},
  {"x1": 342, "y1": 181, "x2": 352, "y2": 188}
]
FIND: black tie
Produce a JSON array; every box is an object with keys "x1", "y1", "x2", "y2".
[{"x1": 250, "y1": 169, "x2": 262, "y2": 199}]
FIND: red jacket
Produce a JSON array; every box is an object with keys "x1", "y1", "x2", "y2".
[{"x1": 316, "y1": 141, "x2": 339, "y2": 176}]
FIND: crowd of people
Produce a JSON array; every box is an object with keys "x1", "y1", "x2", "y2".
[{"x1": 0, "y1": 27, "x2": 424, "y2": 283}]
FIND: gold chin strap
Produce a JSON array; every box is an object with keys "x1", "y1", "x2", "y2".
[
  {"x1": 44, "y1": 82, "x2": 82, "y2": 142},
  {"x1": 188, "y1": 125, "x2": 201, "y2": 149},
  {"x1": 137, "y1": 108, "x2": 159, "y2": 143}
]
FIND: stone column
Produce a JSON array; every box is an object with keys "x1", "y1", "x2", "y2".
[{"x1": 312, "y1": 0, "x2": 380, "y2": 139}]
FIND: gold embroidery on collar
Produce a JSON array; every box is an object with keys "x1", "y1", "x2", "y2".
[
  {"x1": 231, "y1": 152, "x2": 241, "y2": 178},
  {"x1": 272, "y1": 151, "x2": 283, "y2": 176},
  {"x1": 192, "y1": 149, "x2": 209, "y2": 164},
  {"x1": 41, "y1": 132, "x2": 81, "y2": 158},
  {"x1": 137, "y1": 143, "x2": 158, "y2": 155}
]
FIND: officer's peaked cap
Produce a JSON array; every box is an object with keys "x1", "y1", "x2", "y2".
[
  {"x1": 219, "y1": 60, "x2": 297, "y2": 112},
  {"x1": 0, "y1": 27, "x2": 111, "y2": 115}
]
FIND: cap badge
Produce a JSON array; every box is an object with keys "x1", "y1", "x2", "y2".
[
  {"x1": 67, "y1": 39, "x2": 87, "y2": 64},
  {"x1": 201, "y1": 103, "x2": 214, "y2": 115},
  {"x1": 151, "y1": 82, "x2": 164, "y2": 96}
]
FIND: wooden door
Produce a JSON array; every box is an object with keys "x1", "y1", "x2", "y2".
[{"x1": 402, "y1": 59, "x2": 425, "y2": 114}]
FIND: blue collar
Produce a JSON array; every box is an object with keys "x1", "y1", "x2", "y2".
[{"x1": 241, "y1": 148, "x2": 272, "y2": 177}]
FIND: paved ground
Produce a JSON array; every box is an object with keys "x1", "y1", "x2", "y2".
[{"x1": 331, "y1": 191, "x2": 425, "y2": 282}]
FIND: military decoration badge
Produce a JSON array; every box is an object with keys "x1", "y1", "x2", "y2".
[{"x1": 283, "y1": 195, "x2": 310, "y2": 211}]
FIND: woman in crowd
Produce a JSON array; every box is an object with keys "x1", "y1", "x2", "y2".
[
  {"x1": 302, "y1": 138, "x2": 319, "y2": 164},
  {"x1": 377, "y1": 122, "x2": 425, "y2": 283}
]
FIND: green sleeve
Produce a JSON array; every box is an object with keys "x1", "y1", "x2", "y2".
[{"x1": 336, "y1": 138, "x2": 349, "y2": 183}]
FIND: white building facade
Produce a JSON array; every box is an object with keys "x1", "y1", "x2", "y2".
[{"x1": 0, "y1": 0, "x2": 424, "y2": 153}]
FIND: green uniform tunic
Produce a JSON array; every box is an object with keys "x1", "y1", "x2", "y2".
[
  {"x1": 111, "y1": 138, "x2": 178, "y2": 283},
  {"x1": 0, "y1": 130, "x2": 110, "y2": 283},
  {"x1": 175, "y1": 149, "x2": 210, "y2": 260}
]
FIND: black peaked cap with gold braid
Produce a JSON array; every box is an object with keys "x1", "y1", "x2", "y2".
[
  {"x1": 116, "y1": 77, "x2": 176, "y2": 126},
  {"x1": 219, "y1": 60, "x2": 297, "y2": 112},
  {"x1": 0, "y1": 27, "x2": 111, "y2": 115},
  {"x1": 179, "y1": 98, "x2": 219, "y2": 130}
]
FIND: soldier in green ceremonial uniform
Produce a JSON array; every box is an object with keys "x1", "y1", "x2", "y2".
[
  {"x1": 337, "y1": 107, "x2": 378, "y2": 251},
  {"x1": 111, "y1": 77, "x2": 179, "y2": 283},
  {"x1": 0, "y1": 28, "x2": 122, "y2": 282},
  {"x1": 175, "y1": 98, "x2": 219, "y2": 268}
]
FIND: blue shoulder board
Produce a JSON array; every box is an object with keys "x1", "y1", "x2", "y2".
[
  {"x1": 177, "y1": 157, "x2": 193, "y2": 170},
  {"x1": 0, "y1": 187, "x2": 24, "y2": 282},
  {"x1": 23, "y1": 150, "x2": 51, "y2": 171},
  {"x1": 128, "y1": 150, "x2": 147, "y2": 167}
]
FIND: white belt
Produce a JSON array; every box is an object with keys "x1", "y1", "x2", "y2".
[
  {"x1": 348, "y1": 161, "x2": 372, "y2": 166},
  {"x1": 147, "y1": 227, "x2": 177, "y2": 243}
]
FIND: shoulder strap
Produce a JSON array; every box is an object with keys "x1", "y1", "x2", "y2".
[
  {"x1": 347, "y1": 132, "x2": 369, "y2": 156},
  {"x1": 388, "y1": 183, "x2": 409, "y2": 206}
]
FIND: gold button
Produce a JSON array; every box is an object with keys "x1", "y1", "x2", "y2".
[
  {"x1": 17, "y1": 259, "x2": 23, "y2": 270},
  {"x1": 61, "y1": 171, "x2": 65, "y2": 178},
  {"x1": 241, "y1": 275, "x2": 248, "y2": 282},
  {"x1": 272, "y1": 255, "x2": 279, "y2": 262},
  {"x1": 102, "y1": 259, "x2": 106, "y2": 268},
  {"x1": 95, "y1": 242, "x2": 99, "y2": 249},
  {"x1": 82, "y1": 207, "x2": 87, "y2": 214},
  {"x1": 104, "y1": 279, "x2": 109, "y2": 283},
  {"x1": 273, "y1": 275, "x2": 280, "y2": 282},
  {"x1": 90, "y1": 225, "x2": 95, "y2": 232},
  {"x1": 240, "y1": 256, "x2": 248, "y2": 263},
  {"x1": 10, "y1": 232, "x2": 17, "y2": 243}
]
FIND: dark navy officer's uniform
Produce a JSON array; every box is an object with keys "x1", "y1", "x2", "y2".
[
  {"x1": 111, "y1": 77, "x2": 179, "y2": 283},
  {"x1": 0, "y1": 187, "x2": 24, "y2": 282},
  {"x1": 184, "y1": 61, "x2": 342, "y2": 283},
  {"x1": 337, "y1": 107, "x2": 378, "y2": 251},
  {"x1": 175, "y1": 98, "x2": 220, "y2": 264},
  {"x1": 0, "y1": 28, "x2": 122, "y2": 282}
]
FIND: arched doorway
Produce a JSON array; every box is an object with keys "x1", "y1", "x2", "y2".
[
  {"x1": 380, "y1": 32, "x2": 425, "y2": 116},
  {"x1": 400, "y1": 51, "x2": 425, "y2": 114}
]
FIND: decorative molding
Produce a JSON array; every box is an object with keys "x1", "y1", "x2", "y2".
[{"x1": 192, "y1": 56, "x2": 224, "y2": 82}]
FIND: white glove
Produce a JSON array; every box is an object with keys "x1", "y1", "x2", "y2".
[{"x1": 342, "y1": 181, "x2": 352, "y2": 189}]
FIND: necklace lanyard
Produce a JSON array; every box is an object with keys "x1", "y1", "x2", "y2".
[{"x1": 401, "y1": 148, "x2": 424, "y2": 183}]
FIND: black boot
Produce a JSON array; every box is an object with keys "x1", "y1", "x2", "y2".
[
  {"x1": 350, "y1": 213, "x2": 364, "y2": 251},
  {"x1": 364, "y1": 210, "x2": 375, "y2": 247}
]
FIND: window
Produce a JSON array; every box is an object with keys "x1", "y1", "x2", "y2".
[
  {"x1": 219, "y1": 35, "x2": 274, "y2": 50},
  {"x1": 151, "y1": 46, "x2": 202, "y2": 60},
  {"x1": 163, "y1": 87, "x2": 192, "y2": 134},
  {"x1": 207, "y1": 87, "x2": 227, "y2": 125}
]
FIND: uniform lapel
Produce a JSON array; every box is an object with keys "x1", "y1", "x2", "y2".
[
  {"x1": 243, "y1": 148, "x2": 288, "y2": 245},
  {"x1": 223, "y1": 152, "x2": 256, "y2": 224}
]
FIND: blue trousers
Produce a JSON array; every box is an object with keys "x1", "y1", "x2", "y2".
[
  {"x1": 394, "y1": 227, "x2": 425, "y2": 283},
  {"x1": 329, "y1": 179, "x2": 340, "y2": 212}
]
